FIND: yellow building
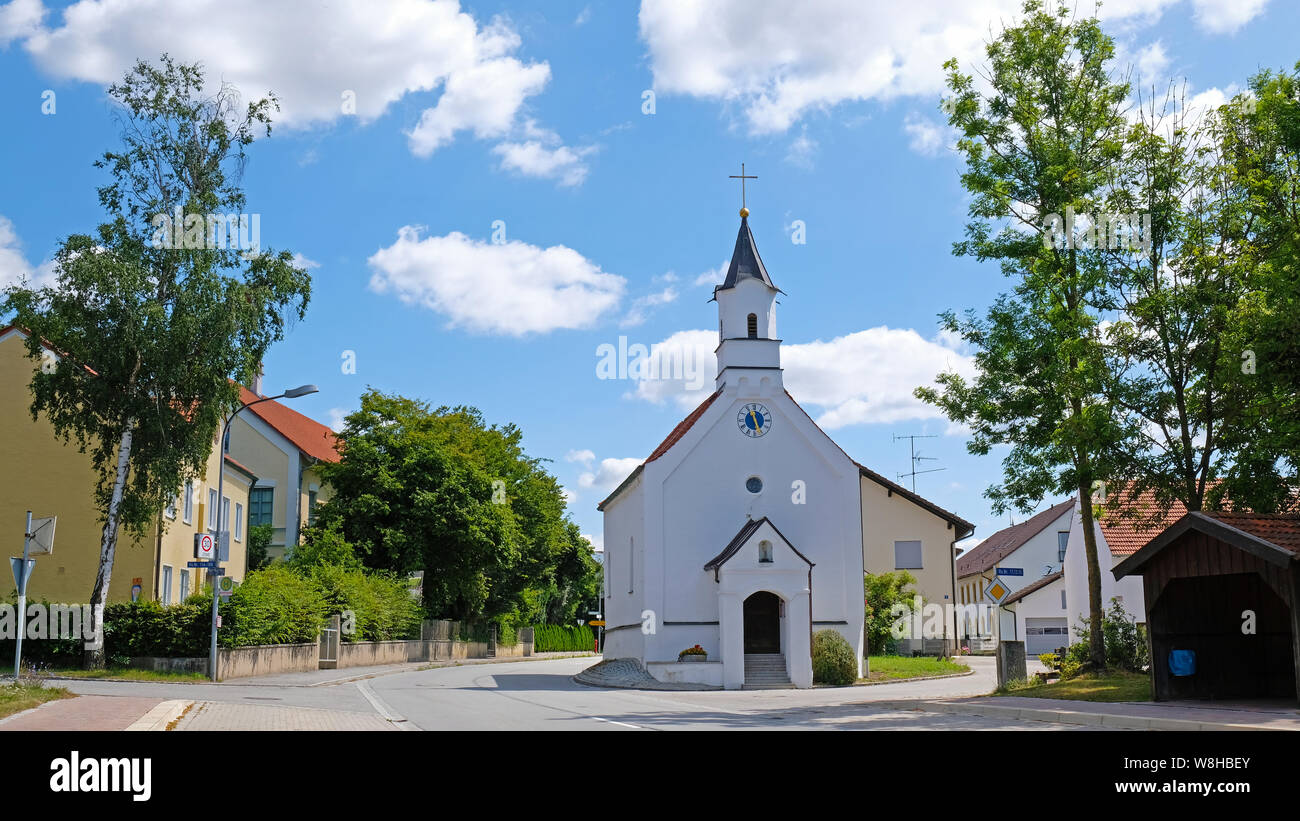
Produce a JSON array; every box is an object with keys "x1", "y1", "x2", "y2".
[
  {"x1": 859, "y1": 464, "x2": 976, "y2": 653},
  {"x1": 224, "y1": 383, "x2": 338, "y2": 561},
  {"x1": 1, "y1": 325, "x2": 254, "y2": 604}
]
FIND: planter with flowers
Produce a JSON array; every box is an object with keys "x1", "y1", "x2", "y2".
[{"x1": 678, "y1": 645, "x2": 708, "y2": 662}]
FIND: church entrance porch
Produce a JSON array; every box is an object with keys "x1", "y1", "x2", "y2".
[{"x1": 743, "y1": 591, "x2": 781, "y2": 653}]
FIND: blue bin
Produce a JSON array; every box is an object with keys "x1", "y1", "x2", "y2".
[{"x1": 1168, "y1": 649, "x2": 1196, "y2": 677}]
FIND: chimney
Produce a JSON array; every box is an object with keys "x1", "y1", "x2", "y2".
[{"x1": 252, "y1": 363, "x2": 264, "y2": 397}]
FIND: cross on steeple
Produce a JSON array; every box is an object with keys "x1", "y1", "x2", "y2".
[{"x1": 729, "y1": 162, "x2": 757, "y2": 216}]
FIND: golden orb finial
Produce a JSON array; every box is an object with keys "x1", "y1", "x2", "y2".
[{"x1": 739, "y1": 206, "x2": 750, "y2": 218}]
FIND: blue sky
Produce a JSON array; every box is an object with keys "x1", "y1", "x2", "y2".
[{"x1": 1, "y1": 0, "x2": 1297, "y2": 550}]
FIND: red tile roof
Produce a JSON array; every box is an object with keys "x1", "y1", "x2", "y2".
[
  {"x1": 1096, "y1": 486, "x2": 1191, "y2": 558},
  {"x1": 956, "y1": 499, "x2": 1074, "y2": 578},
  {"x1": 237, "y1": 385, "x2": 339, "y2": 463},
  {"x1": 1199, "y1": 512, "x2": 1300, "y2": 556}
]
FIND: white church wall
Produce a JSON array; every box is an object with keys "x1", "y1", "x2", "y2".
[
  {"x1": 600, "y1": 473, "x2": 646, "y2": 661},
  {"x1": 717, "y1": 277, "x2": 777, "y2": 341}
]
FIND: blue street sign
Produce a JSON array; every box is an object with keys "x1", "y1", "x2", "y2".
[
  {"x1": 996, "y1": 567, "x2": 1024, "y2": 576},
  {"x1": 187, "y1": 560, "x2": 218, "y2": 568}
]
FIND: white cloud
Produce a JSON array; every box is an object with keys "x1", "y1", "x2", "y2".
[
  {"x1": 561, "y1": 487, "x2": 578, "y2": 506},
  {"x1": 581, "y1": 531, "x2": 603, "y2": 552},
  {"x1": 1132, "y1": 40, "x2": 1169, "y2": 82},
  {"x1": 579, "y1": 456, "x2": 644, "y2": 494},
  {"x1": 902, "y1": 113, "x2": 947, "y2": 156},
  {"x1": 623, "y1": 324, "x2": 978, "y2": 429},
  {"x1": 637, "y1": 0, "x2": 1259, "y2": 134},
  {"x1": 784, "y1": 327, "x2": 977, "y2": 429},
  {"x1": 620, "y1": 285, "x2": 678, "y2": 327},
  {"x1": 367, "y1": 226, "x2": 625, "y2": 335},
  {"x1": 1190, "y1": 0, "x2": 1269, "y2": 34},
  {"x1": 326, "y1": 408, "x2": 349, "y2": 432},
  {"x1": 407, "y1": 57, "x2": 551, "y2": 156},
  {"x1": 692, "y1": 260, "x2": 728, "y2": 288},
  {"x1": 291, "y1": 252, "x2": 320, "y2": 270},
  {"x1": 0, "y1": 0, "x2": 42, "y2": 46},
  {"x1": 574, "y1": 5, "x2": 592, "y2": 26},
  {"x1": 14, "y1": 0, "x2": 578, "y2": 169},
  {"x1": 492, "y1": 139, "x2": 594, "y2": 186},
  {"x1": 785, "y1": 126, "x2": 817, "y2": 168},
  {"x1": 0, "y1": 215, "x2": 57, "y2": 291},
  {"x1": 565, "y1": 448, "x2": 595, "y2": 466}
]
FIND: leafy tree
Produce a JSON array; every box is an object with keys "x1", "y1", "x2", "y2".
[
  {"x1": 917, "y1": 0, "x2": 1134, "y2": 669},
  {"x1": 316, "y1": 389, "x2": 597, "y2": 625},
  {"x1": 1212, "y1": 64, "x2": 1300, "y2": 511},
  {"x1": 245, "y1": 522, "x2": 275, "y2": 572},
  {"x1": 1, "y1": 56, "x2": 311, "y2": 665},
  {"x1": 864, "y1": 571, "x2": 919, "y2": 656}
]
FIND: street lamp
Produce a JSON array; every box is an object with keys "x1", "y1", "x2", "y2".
[{"x1": 208, "y1": 384, "x2": 319, "y2": 681}]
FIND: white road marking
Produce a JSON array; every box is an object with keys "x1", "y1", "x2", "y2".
[
  {"x1": 356, "y1": 679, "x2": 418, "y2": 731},
  {"x1": 589, "y1": 715, "x2": 645, "y2": 730}
]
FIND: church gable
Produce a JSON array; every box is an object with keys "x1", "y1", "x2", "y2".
[{"x1": 704, "y1": 517, "x2": 814, "y2": 580}]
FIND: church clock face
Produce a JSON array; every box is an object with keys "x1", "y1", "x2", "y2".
[{"x1": 737, "y1": 403, "x2": 772, "y2": 438}]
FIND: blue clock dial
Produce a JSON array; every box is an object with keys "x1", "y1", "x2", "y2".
[{"x1": 737, "y1": 403, "x2": 772, "y2": 438}]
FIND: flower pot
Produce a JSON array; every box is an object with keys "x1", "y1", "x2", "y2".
[{"x1": 679, "y1": 655, "x2": 707, "y2": 662}]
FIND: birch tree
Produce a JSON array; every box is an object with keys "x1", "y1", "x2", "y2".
[{"x1": 2, "y1": 56, "x2": 311, "y2": 665}]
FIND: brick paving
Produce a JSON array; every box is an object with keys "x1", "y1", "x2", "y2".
[
  {"x1": 173, "y1": 701, "x2": 399, "y2": 731},
  {"x1": 0, "y1": 695, "x2": 163, "y2": 731}
]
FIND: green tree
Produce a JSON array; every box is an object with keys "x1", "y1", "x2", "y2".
[
  {"x1": 1212, "y1": 64, "x2": 1300, "y2": 511},
  {"x1": 916, "y1": 0, "x2": 1134, "y2": 669},
  {"x1": 863, "y1": 571, "x2": 919, "y2": 656},
  {"x1": 1, "y1": 56, "x2": 311, "y2": 665},
  {"x1": 245, "y1": 522, "x2": 275, "y2": 572}
]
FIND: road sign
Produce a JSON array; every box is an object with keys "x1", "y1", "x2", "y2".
[
  {"x1": 28, "y1": 516, "x2": 56, "y2": 555},
  {"x1": 996, "y1": 567, "x2": 1024, "y2": 576},
  {"x1": 188, "y1": 560, "x2": 218, "y2": 568},
  {"x1": 588, "y1": 620, "x2": 605, "y2": 626},
  {"x1": 217, "y1": 576, "x2": 236, "y2": 597},
  {"x1": 984, "y1": 578, "x2": 1011, "y2": 603},
  {"x1": 10, "y1": 557, "x2": 35, "y2": 594},
  {"x1": 204, "y1": 567, "x2": 226, "y2": 576},
  {"x1": 194, "y1": 532, "x2": 215, "y2": 560}
]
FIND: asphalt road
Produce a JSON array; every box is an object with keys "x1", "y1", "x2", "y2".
[{"x1": 56, "y1": 656, "x2": 1101, "y2": 730}]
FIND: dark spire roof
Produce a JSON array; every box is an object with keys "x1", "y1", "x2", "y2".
[{"x1": 716, "y1": 214, "x2": 779, "y2": 294}]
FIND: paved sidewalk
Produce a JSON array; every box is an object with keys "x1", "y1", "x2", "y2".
[
  {"x1": 0, "y1": 695, "x2": 164, "y2": 731},
  {"x1": 221, "y1": 651, "x2": 597, "y2": 687},
  {"x1": 173, "y1": 701, "x2": 398, "y2": 731},
  {"x1": 873, "y1": 695, "x2": 1300, "y2": 731}
]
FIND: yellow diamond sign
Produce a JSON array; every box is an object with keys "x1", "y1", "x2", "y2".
[{"x1": 985, "y1": 579, "x2": 1009, "y2": 602}]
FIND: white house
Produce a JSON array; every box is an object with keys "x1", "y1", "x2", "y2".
[
  {"x1": 598, "y1": 206, "x2": 866, "y2": 690},
  {"x1": 955, "y1": 499, "x2": 1073, "y2": 645},
  {"x1": 1062, "y1": 485, "x2": 1172, "y2": 636},
  {"x1": 998, "y1": 571, "x2": 1069, "y2": 655}
]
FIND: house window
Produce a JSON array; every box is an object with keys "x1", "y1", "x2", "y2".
[
  {"x1": 165, "y1": 494, "x2": 177, "y2": 520},
  {"x1": 249, "y1": 487, "x2": 274, "y2": 527},
  {"x1": 183, "y1": 480, "x2": 194, "y2": 524},
  {"x1": 221, "y1": 496, "x2": 231, "y2": 534},
  {"x1": 207, "y1": 489, "x2": 218, "y2": 530},
  {"x1": 179, "y1": 570, "x2": 190, "y2": 602},
  {"x1": 747, "y1": 313, "x2": 758, "y2": 338},
  {"x1": 759, "y1": 540, "x2": 773, "y2": 563},
  {"x1": 894, "y1": 540, "x2": 923, "y2": 569},
  {"x1": 307, "y1": 490, "x2": 319, "y2": 526},
  {"x1": 235, "y1": 502, "x2": 244, "y2": 541},
  {"x1": 161, "y1": 565, "x2": 173, "y2": 605},
  {"x1": 1057, "y1": 531, "x2": 1069, "y2": 563}
]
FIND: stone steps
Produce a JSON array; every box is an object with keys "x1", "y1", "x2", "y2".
[{"x1": 743, "y1": 653, "x2": 792, "y2": 688}]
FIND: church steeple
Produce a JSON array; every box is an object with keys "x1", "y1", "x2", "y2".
[{"x1": 713, "y1": 202, "x2": 782, "y2": 393}]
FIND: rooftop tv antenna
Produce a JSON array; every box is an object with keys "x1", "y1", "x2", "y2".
[{"x1": 893, "y1": 433, "x2": 944, "y2": 493}]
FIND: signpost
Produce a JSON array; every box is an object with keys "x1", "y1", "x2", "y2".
[
  {"x1": 12, "y1": 512, "x2": 55, "y2": 679},
  {"x1": 194, "y1": 532, "x2": 215, "y2": 561},
  {"x1": 995, "y1": 567, "x2": 1024, "y2": 577}
]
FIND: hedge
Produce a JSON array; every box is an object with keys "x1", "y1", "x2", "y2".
[
  {"x1": 532, "y1": 623, "x2": 595, "y2": 652},
  {"x1": 812, "y1": 629, "x2": 858, "y2": 685}
]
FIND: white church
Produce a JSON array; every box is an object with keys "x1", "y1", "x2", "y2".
[{"x1": 598, "y1": 203, "x2": 871, "y2": 689}]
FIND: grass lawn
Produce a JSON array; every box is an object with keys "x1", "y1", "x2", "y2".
[
  {"x1": 861, "y1": 655, "x2": 969, "y2": 682},
  {"x1": 40, "y1": 667, "x2": 207, "y2": 682},
  {"x1": 996, "y1": 671, "x2": 1151, "y2": 702},
  {"x1": 0, "y1": 682, "x2": 74, "y2": 719}
]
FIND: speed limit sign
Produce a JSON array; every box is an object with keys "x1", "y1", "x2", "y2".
[{"x1": 194, "y1": 532, "x2": 215, "y2": 560}]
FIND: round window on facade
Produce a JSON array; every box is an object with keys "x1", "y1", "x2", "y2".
[{"x1": 746, "y1": 476, "x2": 763, "y2": 494}]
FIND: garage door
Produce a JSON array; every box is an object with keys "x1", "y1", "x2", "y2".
[{"x1": 1025, "y1": 618, "x2": 1069, "y2": 656}]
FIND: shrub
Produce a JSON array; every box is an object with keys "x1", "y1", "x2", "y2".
[
  {"x1": 220, "y1": 565, "x2": 327, "y2": 647},
  {"x1": 1068, "y1": 597, "x2": 1148, "y2": 676},
  {"x1": 532, "y1": 624, "x2": 594, "y2": 652},
  {"x1": 864, "y1": 571, "x2": 918, "y2": 655},
  {"x1": 812, "y1": 629, "x2": 858, "y2": 685},
  {"x1": 307, "y1": 564, "x2": 421, "y2": 642}
]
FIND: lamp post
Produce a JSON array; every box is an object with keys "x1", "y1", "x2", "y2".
[{"x1": 208, "y1": 384, "x2": 318, "y2": 682}]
